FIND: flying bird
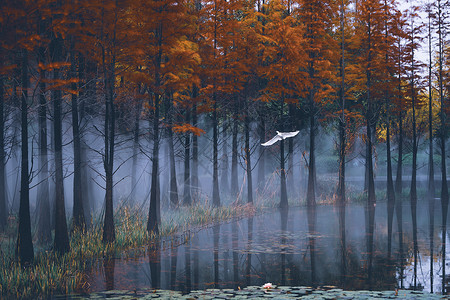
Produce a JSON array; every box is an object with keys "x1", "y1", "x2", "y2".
[{"x1": 261, "y1": 131, "x2": 300, "y2": 146}]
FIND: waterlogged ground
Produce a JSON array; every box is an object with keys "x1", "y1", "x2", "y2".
[{"x1": 75, "y1": 201, "x2": 450, "y2": 297}]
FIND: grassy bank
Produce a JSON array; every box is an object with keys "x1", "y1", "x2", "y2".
[{"x1": 0, "y1": 202, "x2": 256, "y2": 298}]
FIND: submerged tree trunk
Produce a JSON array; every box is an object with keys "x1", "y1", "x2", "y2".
[
  {"x1": 36, "y1": 45, "x2": 51, "y2": 243},
  {"x1": 16, "y1": 49, "x2": 34, "y2": 264}
]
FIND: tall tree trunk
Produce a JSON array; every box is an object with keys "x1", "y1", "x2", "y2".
[
  {"x1": 257, "y1": 115, "x2": 265, "y2": 192},
  {"x1": 36, "y1": 44, "x2": 51, "y2": 243},
  {"x1": 168, "y1": 96, "x2": 179, "y2": 208},
  {"x1": 212, "y1": 93, "x2": 220, "y2": 207},
  {"x1": 337, "y1": 0, "x2": 346, "y2": 206},
  {"x1": 71, "y1": 48, "x2": 86, "y2": 231},
  {"x1": 438, "y1": 0, "x2": 449, "y2": 286},
  {"x1": 287, "y1": 104, "x2": 295, "y2": 197},
  {"x1": 0, "y1": 69, "x2": 6, "y2": 231},
  {"x1": 245, "y1": 98, "x2": 253, "y2": 204},
  {"x1": 102, "y1": 10, "x2": 117, "y2": 243},
  {"x1": 52, "y1": 36, "x2": 70, "y2": 254},
  {"x1": 131, "y1": 91, "x2": 142, "y2": 204},
  {"x1": 80, "y1": 55, "x2": 94, "y2": 224},
  {"x1": 16, "y1": 49, "x2": 34, "y2": 264},
  {"x1": 148, "y1": 93, "x2": 160, "y2": 234},
  {"x1": 183, "y1": 109, "x2": 191, "y2": 205},
  {"x1": 386, "y1": 118, "x2": 395, "y2": 258},
  {"x1": 280, "y1": 95, "x2": 288, "y2": 208},
  {"x1": 192, "y1": 100, "x2": 199, "y2": 202},
  {"x1": 395, "y1": 116, "x2": 403, "y2": 197},
  {"x1": 306, "y1": 92, "x2": 316, "y2": 206},
  {"x1": 220, "y1": 121, "x2": 229, "y2": 195},
  {"x1": 231, "y1": 96, "x2": 239, "y2": 200},
  {"x1": 427, "y1": 8, "x2": 435, "y2": 200}
]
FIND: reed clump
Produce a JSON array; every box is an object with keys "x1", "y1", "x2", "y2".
[{"x1": 0, "y1": 201, "x2": 256, "y2": 298}]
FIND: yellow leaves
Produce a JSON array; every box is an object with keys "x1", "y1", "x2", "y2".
[{"x1": 172, "y1": 123, "x2": 205, "y2": 136}]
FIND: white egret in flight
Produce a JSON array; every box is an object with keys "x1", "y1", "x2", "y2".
[{"x1": 261, "y1": 131, "x2": 300, "y2": 146}]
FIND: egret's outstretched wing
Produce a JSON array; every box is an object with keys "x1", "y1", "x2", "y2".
[
  {"x1": 261, "y1": 134, "x2": 282, "y2": 146},
  {"x1": 280, "y1": 130, "x2": 300, "y2": 139}
]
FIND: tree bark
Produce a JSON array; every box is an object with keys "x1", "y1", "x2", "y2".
[
  {"x1": 231, "y1": 96, "x2": 239, "y2": 200},
  {"x1": 52, "y1": 36, "x2": 70, "y2": 254},
  {"x1": 16, "y1": 49, "x2": 34, "y2": 264},
  {"x1": 148, "y1": 93, "x2": 160, "y2": 234},
  {"x1": 183, "y1": 108, "x2": 191, "y2": 205},
  {"x1": 220, "y1": 121, "x2": 229, "y2": 195},
  {"x1": 257, "y1": 115, "x2": 265, "y2": 192},
  {"x1": 306, "y1": 92, "x2": 316, "y2": 206},
  {"x1": 280, "y1": 96, "x2": 288, "y2": 208},
  {"x1": 245, "y1": 98, "x2": 253, "y2": 204},
  {"x1": 212, "y1": 92, "x2": 220, "y2": 207},
  {"x1": 36, "y1": 43, "x2": 51, "y2": 243},
  {"x1": 192, "y1": 99, "x2": 199, "y2": 202},
  {"x1": 71, "y1": 48, "x2": 86, "y2": 231},
  {"x1": 168, "y1": 96, "x2": 179, "y2": 208},
  {"x1": 0, "y1": 71, "x2": 6, "y2": 231}
]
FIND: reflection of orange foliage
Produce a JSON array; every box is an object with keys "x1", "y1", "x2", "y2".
[{"x1": 172, "y1": 123, "x2": 205, "y2": 136}]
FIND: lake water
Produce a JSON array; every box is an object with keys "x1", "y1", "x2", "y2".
[{"x1": 82, "y1": 200, "x2": 450, "y2": 295}]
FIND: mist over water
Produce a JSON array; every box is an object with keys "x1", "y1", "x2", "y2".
[{"x1": 78, "y1": 201, "x2": 448, "y2": 294}]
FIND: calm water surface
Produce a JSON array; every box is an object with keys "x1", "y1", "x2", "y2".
[{"x1": 82, "y1": 201, "x2": 450, "y2": 294}]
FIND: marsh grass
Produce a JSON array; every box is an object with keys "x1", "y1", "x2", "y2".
[{"x1": 0, "y1": 202, "x2": 256, "y2": 298}]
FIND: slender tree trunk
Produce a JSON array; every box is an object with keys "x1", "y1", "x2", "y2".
[
  {"x1": 52, "y1": 34, "x2": 70, "y2": 254},
  {"x1": 306, "y1": 92, "x2": 316, "y2": 206},
  {"x1": 386, "y1": 118, "x2": 395, "y2": 258},
  {"x1": 192, "y1": 100, "x2": 199, "y2": 202},
  {"x1": 395, "y1": 117, "x2": 403, "y2": 197},
  {"x1": 0, "y1": 70, "x2": 6, "y2": 231},
  {"x1": 257, "y1": 116, "x2": 265, "y2": 191},
  {"x1": 280, "y1": 95, "x2": 288, "y2": 208},
  {"x1": 131, "y1": 92, "x2": 142, "y2": 204},
  {"x1": 36, "y1": 44, "x2": 51, "y2": 243},
  {"x1": 16, "y1": 49, "x2": 34, "y2": 264},
  {"x1": 101, "y1": 7, "x2": 117, "y2": 243},
  {"x1": 231, "y1": 96, "x2": 239, "y2": 200},
  {"x1": 148, "y1": 94, "x2": 160, "y2": 234},
  {"x1": 287, "y1": 104, "x2": 295, "y2": 197},
  {"x1": 212, "y1": 93, "x2": 220, "y2": 207},
  {"x1": 428, "y1": 9, "x2": 435, "y2": 200},
  {"x1": 438, "y1": 0, "x2": 449, "y2": 286},
  {"x1": 183, "y1": 109, "x2": 191, "y2": 205},
  {"x1": 337, "y1": 0, "x2": 346, "y2": 206},
  {"x1": 220, "y1": 122, "x2": 229, "y2": 194},
  {"x1": 168, "y1": 97, "x2": 179, "y2": 208},
  {"x1": 245, "y1": 98, "x2": 253, "y2": 204},
  {"x1": 71, "y1": 48, "x2": 86, "y2": 231}
]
